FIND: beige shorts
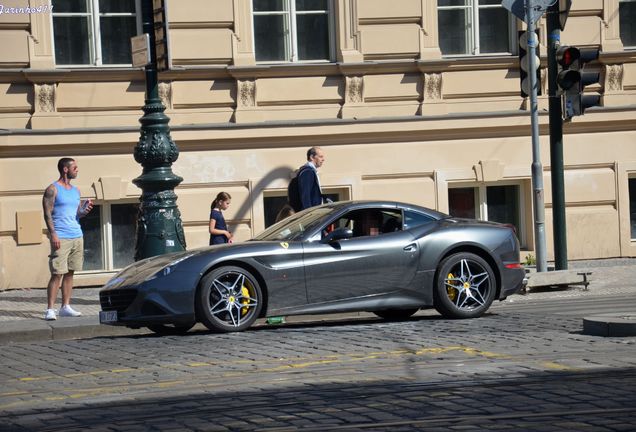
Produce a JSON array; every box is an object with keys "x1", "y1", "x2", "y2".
[{"x1": 49, "y1": 238, "x2": 84, "y2": 274}]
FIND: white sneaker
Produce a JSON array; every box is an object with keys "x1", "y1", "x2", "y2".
[
  {"x1": 44, "y1": 309, "x2": 57, "y2": 321},
  {"x1": 59, "y1": 305, "x2": 82, "y2": 317}
]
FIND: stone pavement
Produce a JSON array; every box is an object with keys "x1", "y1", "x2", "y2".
[{"x1": 1, "y1": 258, "x2": 635, "y2": 344}]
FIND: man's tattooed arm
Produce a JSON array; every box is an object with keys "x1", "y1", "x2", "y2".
[{"x1": 42, "y1": 185, "x2": 57, "y2": 240}]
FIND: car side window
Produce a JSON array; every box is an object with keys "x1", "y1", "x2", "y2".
[
  {"x1": 324, "y1": 209, "x2": 403, "y2": 239},
  {"x1": 404, "y1": 210, "x2": 435, "y2": 230}
]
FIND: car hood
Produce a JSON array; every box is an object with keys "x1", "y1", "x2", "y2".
[{"x1": 101, "y1": 241, "x2": 291, "y2": 290}]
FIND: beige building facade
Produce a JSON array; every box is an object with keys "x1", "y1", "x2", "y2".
[{"x1": 0, "y1": 0, "x2": 635, "y2": 290}]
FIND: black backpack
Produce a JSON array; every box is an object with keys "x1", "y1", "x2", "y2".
[{"x1": 287, "y1": 166, "x2": 309, "y2": 212}]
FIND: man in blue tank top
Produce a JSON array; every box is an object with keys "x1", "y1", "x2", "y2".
[{"x1": 42, "y1": 158, "x2": 93, "y2": 320}]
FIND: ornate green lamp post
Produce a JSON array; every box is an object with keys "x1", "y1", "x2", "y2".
[{"x1": 133, "y1": 0, "x2": 186, "y2": 260}]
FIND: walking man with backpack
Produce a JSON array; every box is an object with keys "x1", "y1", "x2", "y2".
[{"x1": 288, "y1": 147, "x2": 326, "y2": 211}]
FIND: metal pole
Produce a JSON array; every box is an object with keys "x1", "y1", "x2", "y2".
[
  {"x1": 547, "y1": 2, "x2": 568, "y2": 270},
  {"x1": 133, "y1": 0, "x2": 186, "y2": 260},
  {"x1": 526, "y1": 0, "x2": 548, "y2": 272}
]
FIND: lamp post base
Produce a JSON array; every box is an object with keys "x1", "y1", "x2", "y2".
[{"x1": 133, "y1": 167, "x2": 186, "y2": 261}]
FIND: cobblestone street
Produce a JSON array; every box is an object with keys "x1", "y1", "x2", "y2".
[{"x1": 1, "y1": 293, "x2": 635, "y2": 431}]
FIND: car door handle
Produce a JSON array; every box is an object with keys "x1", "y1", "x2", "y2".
[{"x1": 403, "y1": 244, "x2": 417, "y2": 252}]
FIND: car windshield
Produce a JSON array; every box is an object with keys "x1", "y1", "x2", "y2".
[{"x1": 254, "y1": 207, "x2": 334, "y2": 241}]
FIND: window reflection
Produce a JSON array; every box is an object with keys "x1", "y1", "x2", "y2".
[
  {"x1": 620, "y1": 0, "x2": 636, "y2": 48},
  {"x1": 52, "y1": 0, "x2": 137, "y2": 66},
  {"x1": 629, "y1": 178, "x2": 636, "y2": 239},
  {"x1": 253, "y1": 0, "x2": 332, "y2": 63},
  {"x1": 79, "y1": 202, "x2": 137, "y2": 271},
  {"x1": 438, "y1": 0, "x2": 512, "y2": 56},
  {"x1": 80, "y1": 204, "x2": 104, "y2": 271},
  {"x1": 448, "y1": 184, "x2": 523, "y2": 244},
  {"x1": 112, "y1": 204, "x2": 137, "y2": 269}
]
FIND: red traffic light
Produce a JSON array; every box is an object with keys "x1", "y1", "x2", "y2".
[{"x1": 556, "y1": 46, "x2": 580, "y2": 68}]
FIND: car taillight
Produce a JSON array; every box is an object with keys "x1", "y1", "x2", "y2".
[{"x1": 505, "y1": 263, "x2": 522, "y2": 269}]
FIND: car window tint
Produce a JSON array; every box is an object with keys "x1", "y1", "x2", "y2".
[
  {"x1": 380, "y1": 210, "x2": 402, "y2": 234},
  {"x1": 255, "y1": 207, "x2": 333, "y2": 241},
  {"x1": 404, "y1": 210, "x2": 435, "y2": 230},
  {"x1": 326, "y1": 208, "x2": 403, "y2": 239}
]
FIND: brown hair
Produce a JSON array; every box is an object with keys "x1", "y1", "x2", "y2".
[
  {"x1": 306, "y1": 146, "x2": 321, "y2": 161},
  {"x1": 275, "y1": 204, "x2": 295, "y2": 222},
  {"x1": 211, "y1": 192, "x2": 231, "y2": 211},
  {"x1": 57, "y1": 157, "x2": 75, "y2": 175}
]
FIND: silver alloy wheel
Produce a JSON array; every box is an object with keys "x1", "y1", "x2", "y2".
[
  {"x1": 209, "y1": 271, "x2": 259, "y2": 327},
  {"x1": 197, "y1": 266, "x2": 263, "y2": 332},
  {"x1": 434, "y1": 252, "x2": 496, "y2": 319},
  {"x1": 444, "y1": 258, "x2": 490, "y2": 311}
]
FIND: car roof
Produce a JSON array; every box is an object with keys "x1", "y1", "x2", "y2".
[{"x1": 319, "y1": 200, "x2": 448, "y2": 220}]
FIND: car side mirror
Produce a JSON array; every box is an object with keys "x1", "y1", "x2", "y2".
[{"x1": 322, "y1": 227, "x2": 353, "y2": 243}]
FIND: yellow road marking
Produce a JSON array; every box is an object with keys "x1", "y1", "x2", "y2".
[
  {"x1": 540, "y1": 361, "x2": 581, "y2": 371},
  {"x1": 8, "y1": 345, "x2": 509, "y2": 385},
  {"x1": 2, "y1": 343, "x2": 581, "y2": 411}
]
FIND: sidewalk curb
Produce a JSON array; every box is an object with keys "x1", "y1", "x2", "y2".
[
  {"x1": 0, "y1": 317, "x2": 150, "y2": 344},
  {"x1": 583, "y1": 313, "x2": 636, "y2": 337},
  {"x1": 0, "y1": 312, "x2": 384, "y2": 344}
]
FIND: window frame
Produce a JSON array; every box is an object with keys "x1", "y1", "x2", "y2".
[
  {"x1": 437, "y1": 0, "x2": 516, "y2": 57},
  {"x1": 252, "y1": 0, "x2": 336, "y2": 64},
  {"x1": 79, "y1": 199, "x2": 139, "y2": 274},
  {"x1": 620, "y1": 0, "x2": 636, "y2": 49},
  {"x1": 629, "y1": 176, "x2": 636, "y2": 241},
  {"x1": 51, "y1": 0, "x2": 141, "y2": 67},
  {"x1": 448, "y1": 181, "x2": 527, "y2": 247}
]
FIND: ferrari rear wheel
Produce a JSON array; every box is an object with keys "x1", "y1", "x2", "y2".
[
  {"x1": 147, "y1": 323, "x2": 195, "y2": 335},
  {"x1": 197, "y1": 266, "x2": 263, "y2": 333},
  {"x1": 434, "y1": 252, "x2": 496, "y2": 319},
  {"x1": 374, "y1": 308, "x2": 418, "y2": 321}
]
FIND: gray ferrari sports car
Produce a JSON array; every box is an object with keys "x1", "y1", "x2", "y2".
[{"x1": 99, "y1": 200, "x2": 526, "y2": 334}]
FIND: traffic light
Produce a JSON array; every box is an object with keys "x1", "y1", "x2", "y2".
[
  {"x1": 556, "y1": 46, "x2": 601, "y2": 119},
  {"x1": 577, "y1": 48, "x2": 601, "y2": 114},
  {"x1": 518, "y1": 30, "x2": 541, "y2": 98}
]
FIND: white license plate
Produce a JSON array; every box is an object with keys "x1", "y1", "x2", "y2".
[{"x1": 99, "y1": 310, "x2": 118, "y2": 323}]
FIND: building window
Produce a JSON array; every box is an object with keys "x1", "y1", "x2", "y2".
[
  {"x1": 80, "y1": 202, "x2": 138, "y2": 271},
  {"x1": 264, "y1": 195, "x2": 291, "y2": 227},
  {"x1": 449, "y1": 184, "x2": 524, "y2": 244},
  {"x1": 52, "y1": 0, "x2": 139, "y2": 66},
  {"x1": 629, "y1": 178, "x2": 636, "y2": 240},
  {"x1": 252, "y1": 0, "x2": 333, "y2": 63},
  {"x1": 437, "y1": 0, "x2": 514, "y2": 56},
  {"x1": 263, "y1": 187, "x2": 345, "y2": 228},
  {"x1": 620, "y1": 0, "x2": 636, "y2": 48}
]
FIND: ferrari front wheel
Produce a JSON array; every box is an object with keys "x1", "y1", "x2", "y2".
[
  {"x1": 197, "y1": 266, "x2": 263, "y2": 333},
  {"x1": 434, "y1": 252, "x2": 496, "y2": 319}
]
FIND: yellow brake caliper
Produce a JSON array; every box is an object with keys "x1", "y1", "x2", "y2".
[
  {"x1": 240, "y1": 285, "x2": 250, "y2": 315},
  {"x1": 447, "y1": 273, "x2": 457, "y2": 301}
]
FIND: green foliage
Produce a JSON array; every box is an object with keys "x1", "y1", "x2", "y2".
[{"x1": 523, "y1": 254, "x2": 536, "y2": 266}]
